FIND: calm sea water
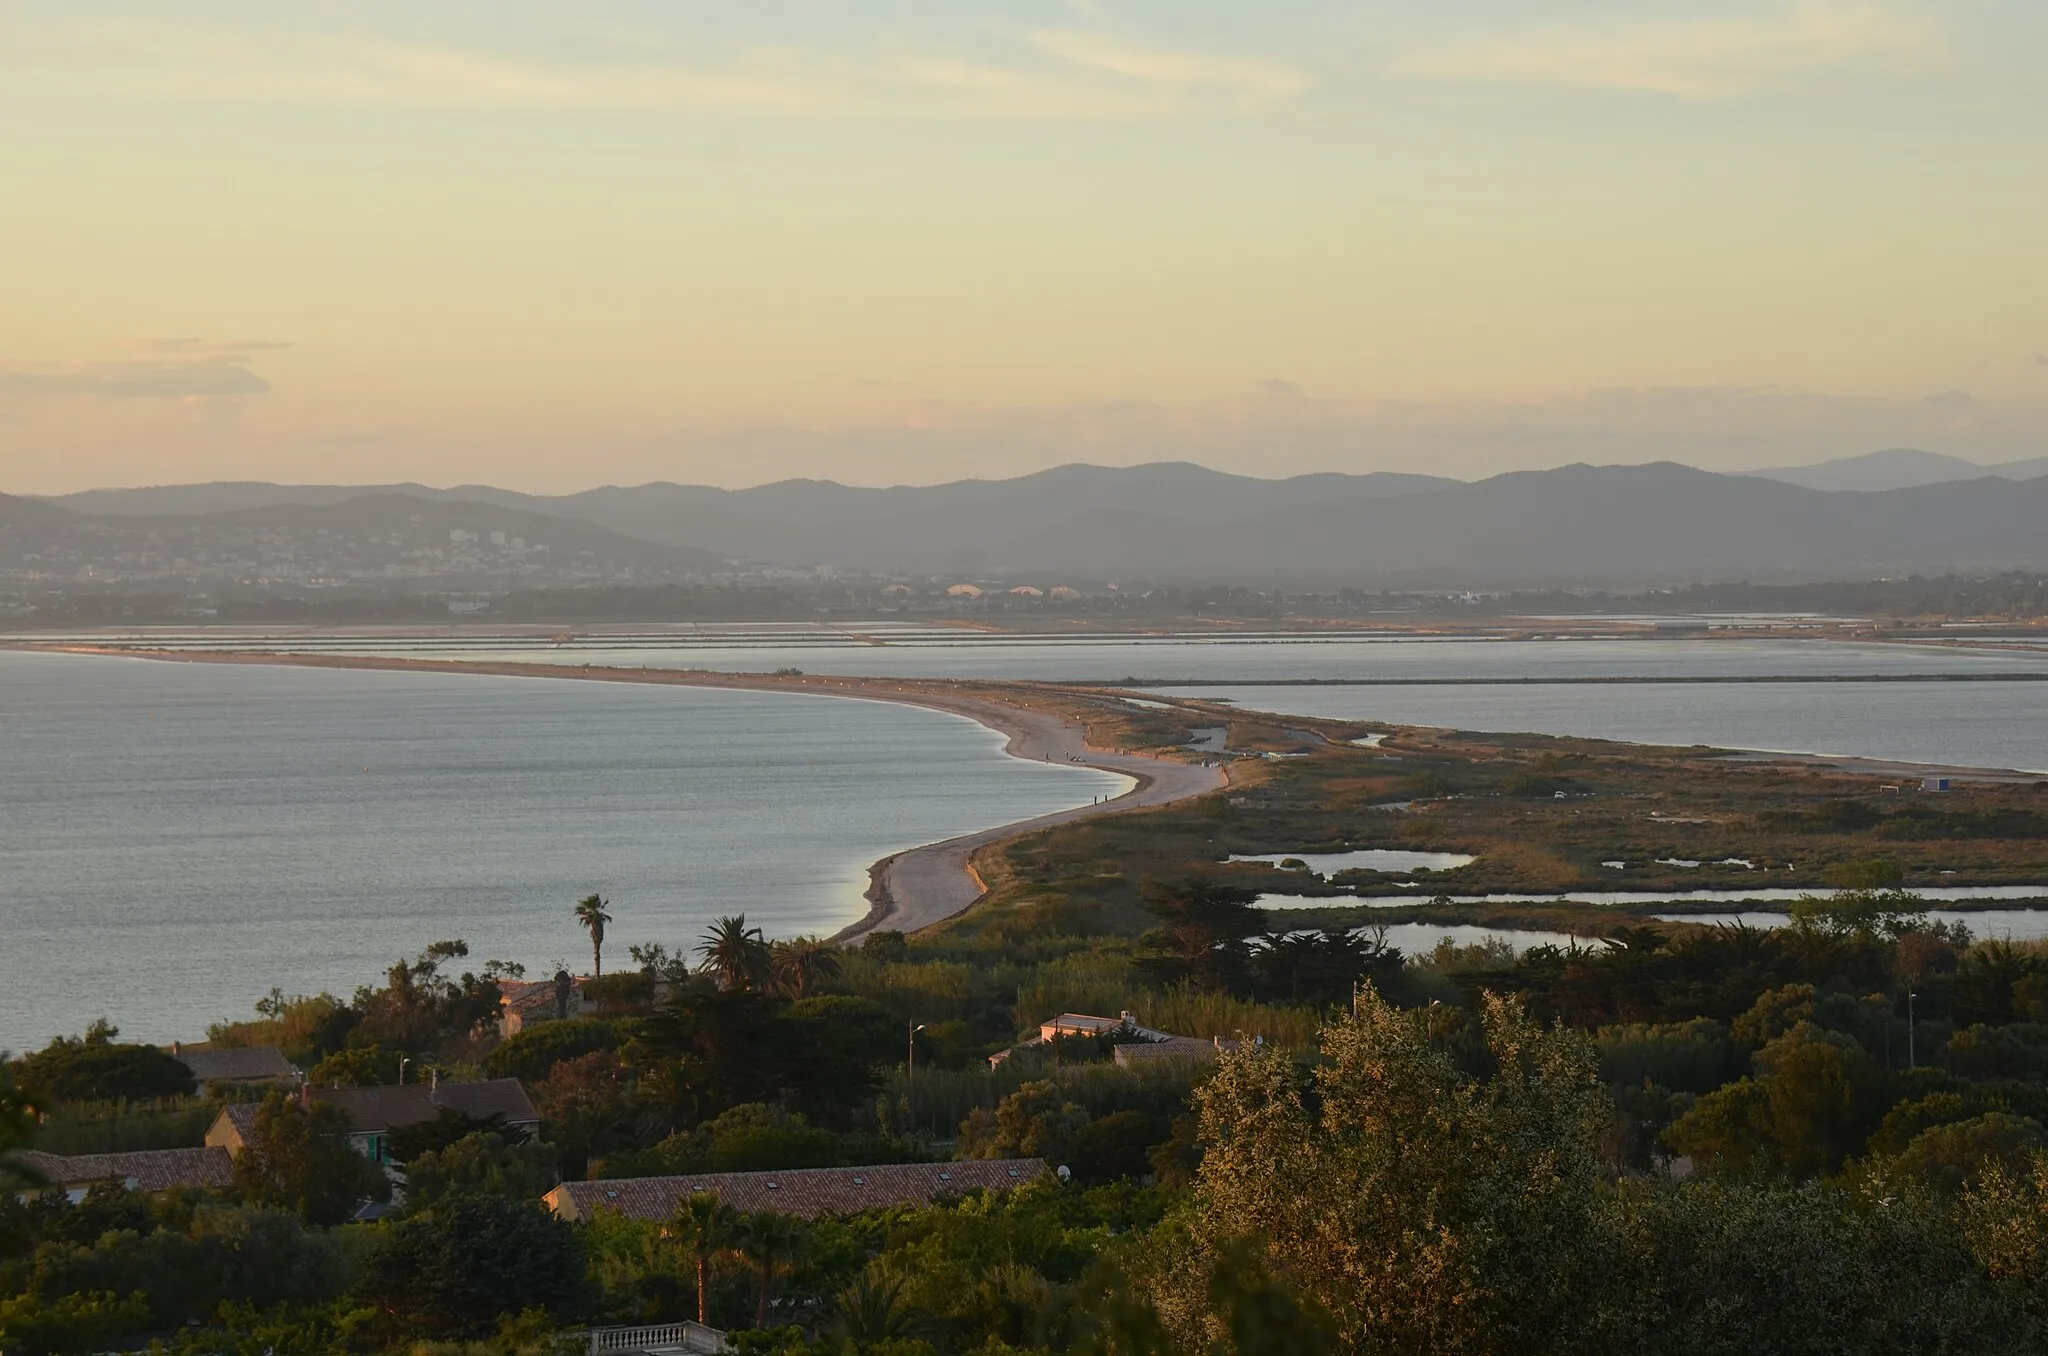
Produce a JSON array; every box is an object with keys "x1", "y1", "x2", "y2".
[
  {"x1": 61, "y1": 631, "x2": 2048, "y2": 684},
  {"x1": 0, "y1": 652, "x2": 1124, "y2": 1048},
  {"x1": 51, "y1": 630, "x2": 2048, "y2": 770},
  {"x1": 1157, "y1": 680, "x2": 2048, "y2": 772}
]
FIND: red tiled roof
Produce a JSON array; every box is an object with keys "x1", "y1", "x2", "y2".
[
  {"x1": 548, "y1": 1159, "x2": 1048, "y2": 1222},
  {"x1": 20, "y1": 1146, "x2": 234, "y2": 1192},
  {"x1": 309, "y1": 1079, "x2": 538, "y2": 1134},
  {"x1": 174, "y1": 1047, "x2": 295, "y2": 1082}
]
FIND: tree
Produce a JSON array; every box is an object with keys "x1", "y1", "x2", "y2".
[
  {"x1": 737, "y1": 1210, "x2": 807, "y2": 1328},
  {"x1": 576, "y1": 894, "x2": 614, "y2": 977},
  {"x1": 1666, "y1": 1023, "x2": 1887, "y2": 1178},
  {"x1": 405, "y1": 1131, "x2": 560, "y2": 1208},
  {"x1": 771, "y1": 937, "x2": 844, "y2": 1000},
  {"x1": 306, "y1": 1043, "x2": 402, "y2": 1088},
  {"x1": 385, "y1": 1107, "x2": 514, "y2": 1164},
  {"x1": 960, "y1": 1081, "x2": 1091, "y2": 1165},
  {"x1": 698, "y1": 915, "x2": 772, "y2": 991},
  {"x1": 1135, "y1": 879, "x2": 1259, "y2": 992},
  {"x1": 231, "y1": 1092, "x2": 387, "y2": 1226},
  {"x1": 0, "y1": 1053, "x2": 45, "y2": 1190},
  {"x1": 12, "y1": 1025, "x2": 196, "y2": 1104},
  {"x1": 668, "y1": 1191, "x2": 740, "y2": 1326},
  {"x1": 353, "y1": 1195, "x2": 587, "y2": 1341},
  {"x1": 1153, "y1": 990, "x2": 1611, "y2": 1353},
  {"x1": 833, "y1": 1271, "x2": 930, "y2": 1348}
]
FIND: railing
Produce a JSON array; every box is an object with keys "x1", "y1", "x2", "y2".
[{"x1": 586, "y1": 1321, "x2": 730, "y2": 1354}]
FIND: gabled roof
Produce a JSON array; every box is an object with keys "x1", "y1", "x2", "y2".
[
  {"x1": 174, "y1": 1046, "x2": 296, "y2": 1083},
  {"x1": 308, "y1": 1078, "x2": 538, "y2": 1134},
  {"x1": 547, "y1": 1159, "x2": 1048, "y2": 1223},
  {"x1": 18, "y1": 1146, "x2": 234, "y2": 1192}
]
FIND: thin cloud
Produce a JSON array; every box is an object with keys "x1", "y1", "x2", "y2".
[
  {"x1": 15, "y1": 20, "x2": 1308, "y2": 121},
  {"x1": 1028, "y1": 28, "x2": 1310, "y2": 108},
  {"x1": 1402, "y1": 0, "x2": 1943, "y2": 99},
  {"x1": 0, "y1": 343, "x2": 277, "y2": 399},
  {"x1": 119, "y1": 338, "x2": 294, "y2": 356}
]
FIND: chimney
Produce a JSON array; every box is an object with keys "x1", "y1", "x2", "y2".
[{"x1": 300, "y1": 1081, "x2": 313, "y2": 1109}]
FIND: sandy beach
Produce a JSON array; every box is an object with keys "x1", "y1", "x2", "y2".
[{"x1": 11, "y1": 645, "x2": 1228, "y2": 939}]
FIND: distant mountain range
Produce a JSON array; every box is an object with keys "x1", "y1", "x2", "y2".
[
  {"x1": 1749, "y1": 448, "x2": 2048, "y2": 493},
  {"x1": 16, "y1": 455, "x2": 2048, "y2": 588},
  {"x1": 0, "y1": 491, "x2": 730, "y2": 586}
]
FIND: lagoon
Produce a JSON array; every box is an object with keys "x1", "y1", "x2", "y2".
[{"x1": 0, "y1": 652, "x2": 1123, "y2": 1048}]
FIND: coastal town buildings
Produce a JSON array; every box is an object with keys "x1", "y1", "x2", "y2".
[
  {"x1": 204, "y1": 1078, "x2": 540, "y2": 1165},
  {"x1": 13, "y1": 1147, "x2": 235, "y2": 1202}
]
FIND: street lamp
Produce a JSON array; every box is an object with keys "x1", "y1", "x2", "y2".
[
  {"x1": 398, "y1": 1056, "x2": 411, "y2": 1086},
  {"x1": 907, "y1": 1022, "x2": 926, "y2": 1090},
  {"x1": 1907, "y1": 991, "x2": 1917, "y2": 1071}
]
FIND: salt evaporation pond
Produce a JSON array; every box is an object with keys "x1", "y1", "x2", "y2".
[
  {"x1": 1254, "y1": 885, "x2": 2048, "y2": 910},
  {"x1": 1229, "y1": 849, "x2": 1477, "y2": 874}
]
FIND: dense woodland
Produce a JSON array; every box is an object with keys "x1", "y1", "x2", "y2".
[{"x1": 10, "y1": 721, "x2": 2048, "y2": 1354}]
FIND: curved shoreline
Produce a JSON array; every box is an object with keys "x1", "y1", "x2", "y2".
[{"x1": 8, "y1": 645, "x2": 1228, "y2": 939}]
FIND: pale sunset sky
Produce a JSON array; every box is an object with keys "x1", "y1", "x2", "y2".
[{"x1": 2, "y1": 1, "x2": 2044, "y2": 493}]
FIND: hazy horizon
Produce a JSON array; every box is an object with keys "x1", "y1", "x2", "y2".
[{"x1": 5, "y1": 2, "x2": 2047, "y2": 495}]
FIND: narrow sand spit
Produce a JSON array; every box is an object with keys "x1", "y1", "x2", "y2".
[{"x1": 13, "y1": 647, "x2": 1229, "y2": 939}]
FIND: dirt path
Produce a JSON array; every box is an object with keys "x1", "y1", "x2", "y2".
[{"x1": 9, "y1": 646, "x2": 1230, "y2": 939}]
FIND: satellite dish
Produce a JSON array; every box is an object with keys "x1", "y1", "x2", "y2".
[{"x1": 1056, "y1": 1164, "x2": 1072, "y2": 1182}]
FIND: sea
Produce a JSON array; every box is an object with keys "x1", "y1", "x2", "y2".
[
  {"x1": 57, "y1": 626, "x2": 2048, "y2": 769},
  {"x1": 0, "y1": 651, "x2": 1125, "y2": 1048},
  {"x1": 8, "y1": 629, "x2": 2048, "y2": 1047}
]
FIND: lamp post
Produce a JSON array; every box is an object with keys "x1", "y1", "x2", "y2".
[
  {"x1": 907, "y1": 1021, "x2": 926, "y2": 1091},
  {"x1": 1907, "y1": 991, "x2": 1917, "y2": 1071},
  {"x1": 398, "y1": 1056, "x2": 411, "y2": 1086}
]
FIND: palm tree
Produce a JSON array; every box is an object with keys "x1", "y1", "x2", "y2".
[
  {"x1": 667, "y1": 1191, "x2": 739, "y2": 1327},
  {"x1": 738, "y1": 1211, "x2": 806, "y2": 1328},
  {"x1": 575, "y1": 894, "x2": 613, "y2": 977},
  {"x1": 834, "y1": 1270, "x2": 926, "y2": 1347},
  {"x1": 771, "y1": 937, "x2": 844, "y2": 999},
  {"x1": 698, "y1": 915, "x2": 771, "y2": 991}
]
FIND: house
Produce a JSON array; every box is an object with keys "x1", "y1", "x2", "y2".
[
  {"x1": 1037, "y1": 1011, "x2": 1175, "y2": 1044},
  {"x1": 498, "y1": 972, "x2": 588, "y2": 1036},
  {"x1": 13, "y1": 1147, "x2": 234, "y2": 1202},
  {"x1": 168, "y1": 1042, "x2": 295, "y2": 1094},
  {"x1": 308, "y1": 1079, "x2": 540, "y2": 1163},
  {"x1": 988, "y1": 1012, "x2": 1177, "y2": 1068},
  {"x1": 544, "y1": 1159, "x2": 1048, "y2": 1224},
  {"x1": 204, "y1": 1103, "x2": 262, "y2": 1156},
  {"x1": 204, "y1": 1078, "x2": 540, "y2": 1165}
]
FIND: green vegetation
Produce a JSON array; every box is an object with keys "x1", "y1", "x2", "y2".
[{"x1": 10, "y1": 707, "x2": 2048, "y2": 1352}]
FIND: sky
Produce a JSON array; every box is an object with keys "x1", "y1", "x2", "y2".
[{"x1": 3, "y1": 0, "x2": 2046, "y2": 494}]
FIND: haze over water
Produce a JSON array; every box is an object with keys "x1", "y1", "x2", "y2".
[
  {"x1": 0, "y1": 652, "x2": 1125, "y2": 1048},
  {"x1": 62, "y1": 630, "x2": 2048, "y2": 770}
]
